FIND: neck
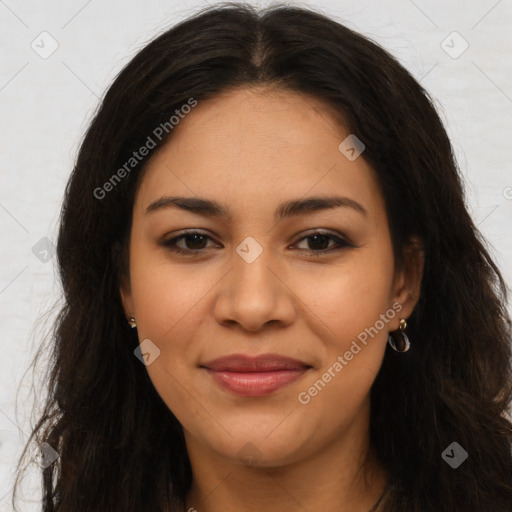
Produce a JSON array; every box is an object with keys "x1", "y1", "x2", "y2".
[{"x1": 182, "y1": 403, "x2": 389, "y2": 512}]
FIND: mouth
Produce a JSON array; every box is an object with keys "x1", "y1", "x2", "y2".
[{"x1": 200, "y1": 354, "x2": 312, "y2": 397}]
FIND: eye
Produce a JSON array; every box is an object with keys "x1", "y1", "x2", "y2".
[
  {"x1": 291, "y1": 230, "x2": 353, "y2": 256},
  {"x1": 161, "y1": 229, "x2": 353, "y2": 257},
  {"x1": 161, "y1": 231, "x2": 218, "y2": 256}
]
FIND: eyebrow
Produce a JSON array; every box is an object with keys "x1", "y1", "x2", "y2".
[{"x1": 145, "y1": 195, "x2": 367, "y2": 220}]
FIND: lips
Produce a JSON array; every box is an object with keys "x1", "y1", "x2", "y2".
[
  {"x1": 201, "y1": 354, "x2": 311, "y2": 397},
  {"x1": 202, "y1": 354, "x2": 310, "y2": 372}
]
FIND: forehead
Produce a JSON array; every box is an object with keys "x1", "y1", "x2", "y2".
[{"x1": 134, "y1": 86, "x2": 385, "y2": 225}]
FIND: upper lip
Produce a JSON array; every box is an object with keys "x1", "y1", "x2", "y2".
[{"x1": 201, "y1": 354, "x2": 311, "y2": 372}]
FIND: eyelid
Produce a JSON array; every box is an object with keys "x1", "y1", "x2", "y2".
[
  {"x1": 291, "y1": 228, "x2": 352, "y2": 245},
  {"x1": 291, "y1": 229, "x2": 354, "y2": 254},
  {"x1": 160, "y1": 228, "x2": 354, "y2": 256}
]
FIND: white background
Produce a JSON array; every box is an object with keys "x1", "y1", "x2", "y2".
[{"x1": 1, "y1": 0, "x2": 511, "y2": 509}]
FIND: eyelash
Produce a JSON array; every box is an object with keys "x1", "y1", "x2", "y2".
[{"x1": 161, "y1": 230, "x2": 353, "y2": 257}]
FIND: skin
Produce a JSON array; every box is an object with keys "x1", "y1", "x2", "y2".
[{"x1": 120, "y1": 86, "x2": 424, "y2": 512}]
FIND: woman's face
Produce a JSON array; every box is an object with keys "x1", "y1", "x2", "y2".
[{"x1": 121, "y1": 86, "x2": 423, "y2": 468}]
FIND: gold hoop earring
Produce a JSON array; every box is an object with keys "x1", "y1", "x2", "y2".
[
  {"x1": 127, "y1": 317, "x2": 137, "y2": 329},
  {"x1": 388, "y1": 318, "x2": 410, "y2": 352}
]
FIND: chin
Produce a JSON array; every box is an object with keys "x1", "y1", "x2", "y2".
[{"x1": 202, "y1": 429, "x2": 311, "y2": 468}]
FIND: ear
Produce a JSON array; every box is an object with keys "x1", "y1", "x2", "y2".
[
  {"x1": 113, "y1": 238, "x2": 135, "y2": 320},
  {"x1": 119, "y1": 274, "x2": 135, "y2": 320},
  {"x1": 389, "y1": 235, "x2": 425, "y2": 329}
]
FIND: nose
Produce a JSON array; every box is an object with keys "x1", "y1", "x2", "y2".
[{"x1": 212, "y1": 240, "x2": 296, "y2": 333}]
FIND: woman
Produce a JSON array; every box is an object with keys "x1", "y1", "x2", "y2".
[{"x1": 14, "y1": 3, "x2": 512, "y2": 511}]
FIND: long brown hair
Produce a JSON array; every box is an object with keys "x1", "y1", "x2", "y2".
[{"x1": 14, "y1": 3, "x2": 512, "y2": 511}]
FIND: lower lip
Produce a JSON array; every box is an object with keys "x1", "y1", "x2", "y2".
[{"x1": 204, "y1": 368, "x2": 309, "y2": 397}]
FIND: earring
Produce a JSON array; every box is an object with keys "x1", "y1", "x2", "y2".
[
  {"x1": 127, "y1": 317, "x2": 137, "y2": 329},
  {"x1": 388, "y1": 318, "x2": 410, "y2": 352}
]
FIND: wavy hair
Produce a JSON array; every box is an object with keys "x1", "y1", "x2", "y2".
[{"x1": 14, "y1": 3, "x2": 512, "y2": 511}]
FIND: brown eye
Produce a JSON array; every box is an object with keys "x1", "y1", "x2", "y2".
[
  {"x1": 293, "y1": 231, "x2": 353, "y2": 255},
  {"x1": 161, "y1": 230, "x2": 353, "y2": 257},
  {"x1": 161, "y1": 231, "x2": 218, "y2": 255},
  {"x1": 178, "y1": 233, "x2": 209, "y2": 250}
]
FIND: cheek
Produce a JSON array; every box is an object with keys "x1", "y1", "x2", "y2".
[
  {"x1": 129, "y1": 244, "x2": 214, "y2": 344},
  {"x1": 296, "y1": 251, "x2": 395, "y2": 346},
  {"x1": 130, "y1": 229, "x2": 394, "y2": 347},
  {"x1": 128, "y1": 257, "x2": 215, "y2": 425},
  {"x1": 125, "y1": 233, "x2": 396, "y2": 458},
  {"x1": 130, "y1": 235, "x2": 395, "y2": 357},
  {"x1": 294, "y1": 246, "x2": 395, "y2": 397}
]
